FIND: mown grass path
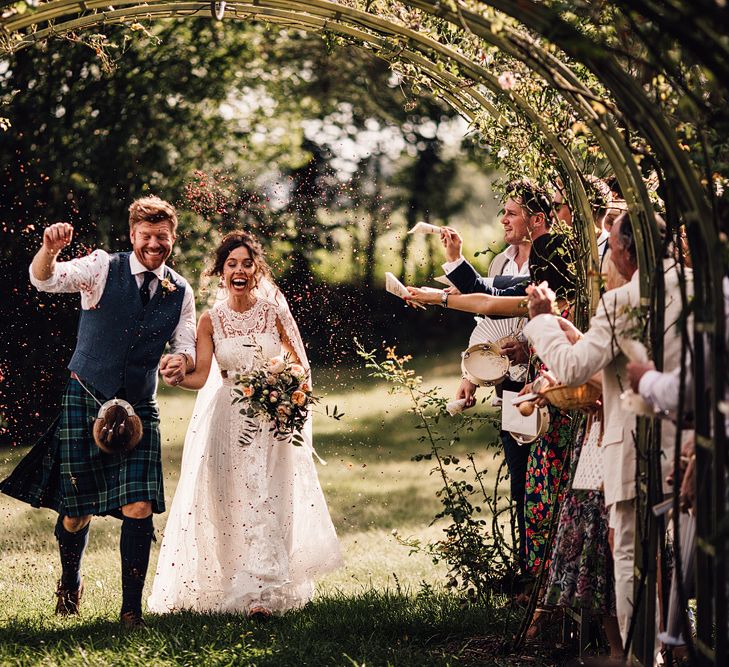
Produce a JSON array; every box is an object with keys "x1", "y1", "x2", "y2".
[{"x1": 0, "y1": 354, "x2": 545, "y2": 666}]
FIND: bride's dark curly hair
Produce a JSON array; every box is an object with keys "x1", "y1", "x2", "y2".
[{"x1": 205, "y1": 230, "x2": 274, "y2": 290}]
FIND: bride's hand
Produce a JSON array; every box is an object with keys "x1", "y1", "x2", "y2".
[
  {"x1": 404, "y1": 286, "x2": 440, "y2": 306},
  {"x1": 160, "y1": 354, "x2": 186, "y2": 386}
]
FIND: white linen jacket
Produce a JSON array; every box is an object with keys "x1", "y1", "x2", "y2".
[{"x1": 524, "y1": 260, "x2": 691, "y2": 507}]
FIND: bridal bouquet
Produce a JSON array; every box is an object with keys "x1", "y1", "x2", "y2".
[{"x1": 233, "y1": 354, "x2": 315, "y2": 447}]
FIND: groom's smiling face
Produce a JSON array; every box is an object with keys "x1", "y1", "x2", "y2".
[{"x1": 130, "y1": 220, "x2": 176, "y2": 271}]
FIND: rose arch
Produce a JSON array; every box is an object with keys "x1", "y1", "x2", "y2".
[{"x1": 1, "y1": 1, "x2": 726, "y2": 664}]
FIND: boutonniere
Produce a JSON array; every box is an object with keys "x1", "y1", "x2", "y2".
[{"x1": 160, "y1": 277, "x2": 177, "y2": 295}]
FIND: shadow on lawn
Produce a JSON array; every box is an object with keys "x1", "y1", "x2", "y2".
[
  {"x1": 316, "y1": 407, "x2": 501, "y2": 463},
  {"x1": 0, "y1": 590, "x2": 540, "y2": 666}
]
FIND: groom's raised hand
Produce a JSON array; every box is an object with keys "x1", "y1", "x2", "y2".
[
  {"x1": 43, "y1": 223, "x2": 74, "y2": 253},
  {"x1": 32, "y1": 222, "x2": 74, "y2": 282}
]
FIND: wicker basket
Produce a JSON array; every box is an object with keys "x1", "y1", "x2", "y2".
[{"x1": 541, "y1": 383, "x2": 601, "y2": 410}]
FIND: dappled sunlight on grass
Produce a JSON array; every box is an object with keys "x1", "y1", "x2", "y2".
[{"x1": 0, "y1": 354, "x2": 520, "y2": 664}]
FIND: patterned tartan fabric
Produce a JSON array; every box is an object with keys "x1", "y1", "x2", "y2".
[{"x1": 0, "y1": 379, "x2": 164, "y2": 517}]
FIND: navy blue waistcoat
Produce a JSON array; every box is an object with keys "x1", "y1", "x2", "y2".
[{"x1": 68, "y1": 252, "x2": 186, "y2": 403}]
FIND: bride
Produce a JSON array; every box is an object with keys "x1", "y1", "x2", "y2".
[{"x1": 148, "y1": 231, "x2": 342, "y2": 617}]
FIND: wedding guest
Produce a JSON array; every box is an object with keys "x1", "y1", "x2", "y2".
[
  {"x1": 601, "y1": 179, "x2": 626, "y2": 254},
  {"x1": 552, "y1": 181, "x2": 573, "y2": 227},
  {"x1": 603, "y1": 200, "x2": 627, "y2": 234},
  {"x1": 438, "y1": 189, "x2": 532, "y2": 573},
  {"x1": 521, "y1": 178, "x2": 623, "y2": 646},
  {"x1": 522, "y1": 212, "x2": 690, "y2": 645},
  {"x1": 406, "y1": 181, "x2": 578, "y2": 585},
  {"x1": 628, "y1": 276, "x2": 729, "y2": 655},
  {"x1": 553, "y1": 175, "x2": 613, "y2": 279},
  {"x1": 437, "y1": 180, "x2": 575, "y2": 306},
  {"x1": 537, "y1": 329, "x2": 622, "y2": 655},
  {"x1": 583, "y1": 175, "x2": 612, "y2": 262}
]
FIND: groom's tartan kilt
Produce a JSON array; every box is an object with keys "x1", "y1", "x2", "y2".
[{"x1": 0, "y1": 379, "x2": 165, "y2": 518}]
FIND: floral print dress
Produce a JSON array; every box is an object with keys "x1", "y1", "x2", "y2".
[
  {"x1": 543, "y1": 421, "x2": 616, "y2": 615},
  {"x1": 524, "y1": 405, "x2": 573, "y2": 575}
]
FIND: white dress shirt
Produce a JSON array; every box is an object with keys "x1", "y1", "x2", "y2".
[
  {"x1": 639, "y1": 276, "x2": 729, "y2": 430},
  {"x1": 442, "y1": 243, "x2": 530, "y2": 284},
  {"x1": 29, "y1": 249, "x2": 197, "y2": 362}
]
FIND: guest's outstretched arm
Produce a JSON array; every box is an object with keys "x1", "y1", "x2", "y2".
[
  {"x1": 445, "y1": 293, "x2": 527, "y2": 316},
  {"x1": 405, "y1": 286, "x2": 526, "y2": 317}
]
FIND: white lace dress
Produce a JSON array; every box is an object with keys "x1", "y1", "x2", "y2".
[{"x1": 148, "y1": 297, "x2": 342, "y2": 614}]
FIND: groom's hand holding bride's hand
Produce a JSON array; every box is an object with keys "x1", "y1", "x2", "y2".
[{"x1": 160, "y1": 354, "x2": 187, "y2": 386}]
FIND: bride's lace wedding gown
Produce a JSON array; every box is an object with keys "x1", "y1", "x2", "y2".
[{"x1": 148, "y1": 296, "x2": 342, "y2": 614}]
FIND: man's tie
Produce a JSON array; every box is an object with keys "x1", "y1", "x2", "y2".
[{"x1": 139, "y1": 271, "x2": 155, "y2": 307}]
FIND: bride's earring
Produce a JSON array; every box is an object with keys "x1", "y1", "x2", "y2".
[{"x1": 216, "y1": 277, "x2": 227, "y2": 300}]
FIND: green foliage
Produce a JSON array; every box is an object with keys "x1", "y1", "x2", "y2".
[
  {"x1": 356, "y1": 342, "x2": 521, "y2": 604},
  {"x1": 0, "y1": 18, "x2": 495, "y2": 443}
]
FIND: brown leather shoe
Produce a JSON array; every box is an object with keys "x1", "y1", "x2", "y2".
[
  {"x1": 120, "y1": 611, "x2": 147, "y2": 631},
  {"x1": 248, "y1": 605, "x2": 272, "y2": 621},
  {"x1": 55, "y1": 579, "x2": 84, "y2": 616}
]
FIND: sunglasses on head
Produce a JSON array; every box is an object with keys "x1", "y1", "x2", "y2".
[{"x1": 144, "y1": 212, "x2": 171, "y2": 224}]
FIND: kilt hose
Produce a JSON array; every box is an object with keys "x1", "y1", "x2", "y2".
[{"x1": 0, "y1": 378, "x2": 165, "y2": 518}]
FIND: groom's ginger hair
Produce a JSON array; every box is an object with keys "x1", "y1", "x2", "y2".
[{"x1": 128, "y1": 196, "x2": 178, "y2": 233}]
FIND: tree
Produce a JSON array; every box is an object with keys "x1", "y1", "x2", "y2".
[{"x1": 0, "y1": 21, "x2": 270, "y2": 444}]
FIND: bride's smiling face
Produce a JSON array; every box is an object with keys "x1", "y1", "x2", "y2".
[{"x1": 223, "y1": 245, "x2": 258, "y2": 294}]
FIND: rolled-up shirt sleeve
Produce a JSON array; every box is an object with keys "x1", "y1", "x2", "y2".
[
  {"x1": 168, "y1": 282, "x2": 197, "y2": 364},
  {"x1": 639, "y1": 277, "x2": 729, "y2": 426},
  {"x1": 29, "y1": 249, "x2": 110, "y2": 309}
]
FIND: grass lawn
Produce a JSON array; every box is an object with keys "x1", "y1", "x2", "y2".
[{"x1": 0, "y1": 352, "x2": 547, "y2": 666}]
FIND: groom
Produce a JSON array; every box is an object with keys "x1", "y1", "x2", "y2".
[{"x1": 0, "y1": 196, "x2": 196, "y2": 629}]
